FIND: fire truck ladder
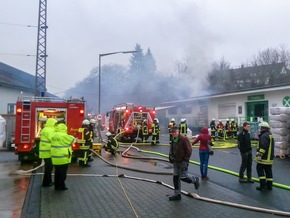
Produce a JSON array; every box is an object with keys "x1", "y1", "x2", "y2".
[{"x1": 20, "y1": 101, "x2": 31, "y2": 143}]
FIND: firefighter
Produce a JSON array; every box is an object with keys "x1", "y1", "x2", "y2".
[
  {"x1": 217, "y1": 120, "x2": 224, "y2": 139},
  {"x1": 168, "y1": 118, "x2": 176, "y2": 142},
  {"x1": 88, "y1": 119, "x2": 96, "y2": 162},
  {"x1": 141, "y1": 119, "x2": 149, "y2": 143},
  {"x1": 231, "y1": 119, "x2": 238, "y2": 139},
  {"x1": 179, "y1": 118, "x2": 187, "y2": 137},
  {"x1": 225, "y1": 118, "x2": 231, "y2": 139},
  {"x1": 51, "y1": 123, "x2": 75, "y2": 191},
  {"x1": 78, "y1": 119, "x2": 92, "y2": 167},
  {"x1": 39, "y1": 118, "x2": 58, "y2": 187},
  {"x1": 254, "y1": 122, "x2": 274, "y2": 191},
  {"x1": 151, "y1": 118, "x2": 160, "y2": 145},
  {"x1": 210, "y1": 118, "x2": 217, "y2": 141},
  {"x1": 89, "y1": 119, "x2": 96, "y2": 140},
  {"x1": 104, "y1": 132, "x2": 119, "y2": 156}
]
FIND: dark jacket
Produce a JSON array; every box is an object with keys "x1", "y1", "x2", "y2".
[
  {"x1": 254, "y1": 129, "x2": 274, "y2": 165},
  {"x1": 237, "y1": 129, "x2": 251, "y2": 153},
  {"x1": 169, "y1": 135, "x2": 192, "y2": 163}
]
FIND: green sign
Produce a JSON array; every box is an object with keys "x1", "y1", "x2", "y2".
[
  {"x1": 283, "y1": 96, "x2": 290, "y2": 107},
  {"x1": 247, "y1": 94, "x2": 265, "y2": 101}
]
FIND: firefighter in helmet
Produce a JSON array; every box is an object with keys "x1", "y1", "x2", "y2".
[
  {"x1": 104, "y1": 132, "x2": 119, "y2": 156},
  {"x1": 168, "y1": 118, "x2": 176, "y2": 142},
  {"x1": 255, "y1": 122, "x2": 274, "y2": 191},
  {"x1": 141, "y1": 119, "x2": 149, "y2": 143},
  {"x1": 210, "y1": 118, "x2": 217, "y2": 141},
  {"x1": 151, "y1": 118, "x2": 160, "y2": 145},
  {"x1": 225, "y1": 118, "x2": 231, "y2": 139},
  {"x1": 231, "y1": 118, "x2": 238, "y2": 139},
  {"x1": 179, "y1": 118, "x2": 187, "y2": 137},
  {"x1": 87, "y1": 119, "x2": 96, "y2": 162},
  {"x1": 78, "y1": 119, "x2": 92, "y2": 167},
  {"x1": 217, "y1": 120, "x2": 224, "y2": 139}
]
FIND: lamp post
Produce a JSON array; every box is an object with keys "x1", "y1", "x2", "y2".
[{"x1": 98, "y1": 50, "x2": 138, "y2": 114}]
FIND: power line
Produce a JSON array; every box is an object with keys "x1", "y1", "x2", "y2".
[
  {"x1": 0, "y1": 52, "x2": 36, "y2": 57},
  {"x1": 0, "y1": 22, "x2": 37, "y2": 28}
]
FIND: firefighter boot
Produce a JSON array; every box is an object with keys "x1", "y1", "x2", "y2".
[
  {"x1": 256, "y1": 179, "x2": 267, "y2": 191},
  {"x1": 169, "y1": 176, "x2": 181, "y2": 201},
  {"x1": 267, "y1": 181, "x2": 273, "y2": 190}
]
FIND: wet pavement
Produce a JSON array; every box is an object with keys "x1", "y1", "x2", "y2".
[
  {"x1": 0, "y1": 150, "x2": 30, "y2": 218},
  {"x1": 2, "y1": 134, "x2": 290, "y2": 218}
]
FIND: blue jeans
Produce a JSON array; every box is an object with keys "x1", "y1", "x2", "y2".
[{"x1": 199, "y1": 150, "x2": 210, "y2": 177}]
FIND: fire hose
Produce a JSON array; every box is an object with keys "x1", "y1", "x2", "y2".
[{"x1": 10, "y1": 129, "x2": 290, "y2": 216}]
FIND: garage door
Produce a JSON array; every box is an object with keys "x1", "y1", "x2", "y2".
[{"x1": 218, "y1": 104, "x2": 236, "y2": 119}]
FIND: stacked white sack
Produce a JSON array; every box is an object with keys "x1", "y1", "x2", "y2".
[{"x1": 269, "y1": 107, "x2": 290, "y2": 157}]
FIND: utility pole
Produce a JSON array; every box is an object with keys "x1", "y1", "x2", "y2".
[{"x1": 35, "y1": 0, "x2": 48, "y2": 97}]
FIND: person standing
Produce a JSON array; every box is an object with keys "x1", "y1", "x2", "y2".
[
  {"x1": 238, "y1": 122, "x2": 254, "y2": 183},
  {"x1": 192, "y1": 127, "x2": 213, "y2": 180},
  {"x1": 151, "y1": 118, "x2": 160, "y2": 145},
  {"x1": 168, "y1": 127, "x2": 199, "y2": 201},
  {"x1": 39, "y1": 118, "x2": 58, "y2": 187},
  {"x1": 51, "y1": 123, "x2": 75, "y2": 191},
  {"x1": 78, "y1": 119, "x2": 92, "y2": 167},
  {"x1": 179, "y1": 118, "x2": 187, "y2": 137},
  {"x1": 254, "y1": 122, "x2": 275, "y2": 191},
  {"x1": 210, "y1": 118, "x2": 217, "y2": 141},
  {"x1": 217, "y1": 120, "x2": 224, "y2": 139},
  {"x1": 168, "y1": 118, "x2": 176, "y2": 142},
  {"x1": 141, "y1": 119, "x2": 149, "y2": 143}
]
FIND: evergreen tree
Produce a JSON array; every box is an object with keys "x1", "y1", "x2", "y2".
[{"x1": 144, "y1": 48, "x2": 157, "y2": 75}]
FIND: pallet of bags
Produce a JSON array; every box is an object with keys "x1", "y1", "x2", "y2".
[{"x1": 270, "y1": 107, "x2": 290, "y2": 116}]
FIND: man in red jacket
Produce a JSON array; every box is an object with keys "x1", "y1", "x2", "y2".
[{"x1": 168, "y1": 127, "x2": 199, "y2": 201}]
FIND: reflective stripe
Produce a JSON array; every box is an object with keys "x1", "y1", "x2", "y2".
[
  {"x1": 259, "y1": 176, "x2": 266, "y2": 179},
  {"x1": 39, "y1": 149, "x2": 50, "y2": 152},
  {"x1": 51, "y1": 155, "x2": 67, "y2": 158},
  {"x1": 40, "y1": 140, "x2": 50, "y2": 143},
  {"x1": 51, "y1": 145, "x2": 71, "y2": 148}
]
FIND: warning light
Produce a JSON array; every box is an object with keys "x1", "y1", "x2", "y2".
[
  {"x1": 23, "y1": 144, "x2": 29, "y2": 149},
  {"x1": 152, "y1": 110, "x2": 156, "y2": 114},
  {"x1": 125, "y1": 127, "x2": 129, "y2": 131},
  {"x1": 125, "y1": 109, "x2": 129, "y2": 113},
  {"x1": 17, "y1": 108, "x2": 22, "y2": 114},
  {"x1": 80, "y1": 109, "x2": 84, "y2": 114},
  {"x1": 140, "y1": 109, "x2": 143, "y2": 112},
  {"x1": 72, "y1": 144, "x2": 76, "y2": 148}
]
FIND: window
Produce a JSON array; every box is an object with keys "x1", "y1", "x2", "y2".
[{"x1": 7, "y1": 103, "x2": 16, "y2": 114}]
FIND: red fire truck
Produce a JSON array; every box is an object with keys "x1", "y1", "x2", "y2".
[
  {"x1": 107, "y1": 103, "x2": 155, "y2": 142},
  {"x1": 14, "y1": 96, "x2": 85, "y2": 162}
]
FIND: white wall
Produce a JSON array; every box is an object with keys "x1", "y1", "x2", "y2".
[{"x1": 0, "y1": 86, "x2": 34, "y2": 114}]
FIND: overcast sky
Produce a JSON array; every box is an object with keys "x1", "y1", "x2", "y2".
[{"x1": 1, "y1": 0, "x2": 290, "y2": 96}]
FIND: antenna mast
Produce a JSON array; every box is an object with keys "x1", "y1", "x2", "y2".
[{"x1": 35, "y1": 0, "x2": 48, "y2": 96}]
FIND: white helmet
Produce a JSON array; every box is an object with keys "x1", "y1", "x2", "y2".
[
  {"x1": 212, "y1": 118, "x2": 215, "y2": 121},
  {"x1": 156, "y1": 118, "x2": 159, "y2": 123},
  {"x1": 259, "y1": 122, "x2": 270, "y2": 129},
  {"x1": 154, "y1": 118, "x2": 158, "y2": 122},
  {"x1": 183, "y1": 118, "x2": 186, "y2": 122},
  {"x1": 106, "y1": 132, "x2": 112, "y2": 137},
  {"x1": 171, "y1": 118, "x2": 175, "y2": 122},
  {"x1": 143, "y1": 119, "x2": 147, "y2": 123},
  {"x1": 90, "y1": 119, "x2": 96, "y2": 124},
  {"x1": 226, "y1": 118, "x2": 229, "y2": 121},
  {"x1": 82, "y1": 119, "x2": 90, "y2": 125},
  {"x1": 180, "y1": 118, "x2": 184, "y2": 122},
  {"x1": 231, "y1": 119, "x2": 234, "y2": 121},
  {"x1": 219, "y1": 120, "x2": 222, "y2": 122}
]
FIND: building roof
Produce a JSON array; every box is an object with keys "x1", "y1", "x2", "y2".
[
  {"x1": 0, "y1": 62, "x2": 35, "y2": 92},
  {"x1": 0, "y1": 62, "x2": 56, "y2": 97},
  {"x1": 160, "y1": 83, "x2": 290, "y2": 106}
]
